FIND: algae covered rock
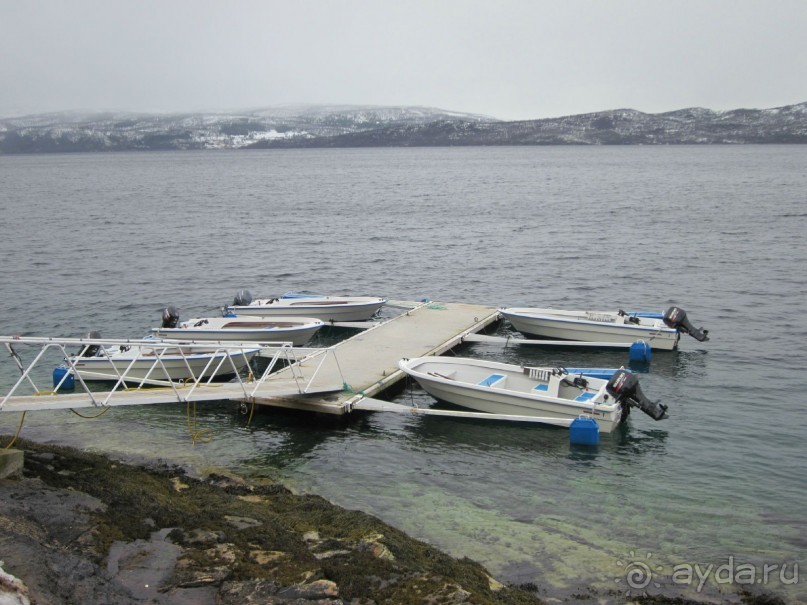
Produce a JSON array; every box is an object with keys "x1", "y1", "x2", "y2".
[{"x1": 0, "y1": 439, "x2": 547, "y2": 604}]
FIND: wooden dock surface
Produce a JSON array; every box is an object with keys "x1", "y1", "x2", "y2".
[{"x1": 249, "y1": 300, "x2": 500, "y2": 414}]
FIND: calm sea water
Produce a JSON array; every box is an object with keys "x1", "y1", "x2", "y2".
[{"x1": 1, "y1": 147, "x2": 805, "y2": 603}]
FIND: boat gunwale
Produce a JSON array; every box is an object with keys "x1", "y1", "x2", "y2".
[
  {"x1": 72, "y1": 347, "x2": 261, "y2": 363},
  {"x1": 247, "y1": 296, "x2": 387, "y2": 308}
]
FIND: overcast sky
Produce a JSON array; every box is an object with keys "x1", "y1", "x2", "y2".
[{"x1": 1, "y1": 0, "x2": 805, "y2": 121}]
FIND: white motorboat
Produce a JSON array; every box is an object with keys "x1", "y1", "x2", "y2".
[
  {"x1": 65, "y1": 334, "x2": 259, "y2": 384},
  {"x1": 499, "y1": 306, "x2": 709, "y2": 351},
  {"x1": 225, "y1": 290, "x2": 387, "y2": 323},
  {"x1": 398, "y1": 356, "x2": 667, "y2": 433},
  {"x1": 150, "y1": 307, "x2": 324, "y2": 346}
]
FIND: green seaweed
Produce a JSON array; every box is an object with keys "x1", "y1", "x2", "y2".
[{"x1": 9, "y1": 439, "x2": 546, "y2": 604}]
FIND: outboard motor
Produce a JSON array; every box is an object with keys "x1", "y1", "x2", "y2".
[
  {"x1": 161, "y1": 306, "x2": 180, "y2": 329},
  {"x1": 663, "y1": 306, "x2": 709, "y2": 342},
  {"x1": 606, "y1": 369, "x2": 668, "y2": 420},
  {"x1": 233, "y1": 289, "x2": 253, "y2": 306},
  {"x1": 81, "y1": 330, "x2": 103, "y2": 357}
]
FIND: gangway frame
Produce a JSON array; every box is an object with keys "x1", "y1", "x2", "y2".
[{"x1": 1, "y1": 336, "x2": 345, "y2": 413}]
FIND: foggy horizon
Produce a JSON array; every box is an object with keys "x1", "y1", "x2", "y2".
[{"x1": 2, "y1": 0, "x2": 806, "y2": 122}]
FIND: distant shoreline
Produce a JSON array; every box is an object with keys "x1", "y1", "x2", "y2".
[{"x1": 2, "y1": 102, "x2": 805, "y2": 153}]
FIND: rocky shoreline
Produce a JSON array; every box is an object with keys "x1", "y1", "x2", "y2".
[
  {"x1": 0, "y1": 440, "x2": 790, "y2": 605},
  {"x1": 0, "y1": 439, "x2": 545, "y2": 605}
]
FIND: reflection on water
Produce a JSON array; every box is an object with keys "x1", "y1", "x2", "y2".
[
  {"x1": 612, "y1": 425, "x2": 670, "y2": 457},
  {"x1": 237, "y1": 409, "x2": 358, "y2": 472},
  {"x1": 472, "y1": 321, "x2": 711, "y2": 381},
  {"x1": 391, "y1": 384, "x2": 670, "y2": 459}
]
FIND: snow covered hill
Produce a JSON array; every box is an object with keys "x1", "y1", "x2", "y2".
[
  {"x1": 0, "y1": 105, "x2": 495, "y2": 153},
  {"x1": 1, "y1": 102, "x2": 805, "y2": 153}
]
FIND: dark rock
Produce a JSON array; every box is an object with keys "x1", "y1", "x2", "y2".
[{"x1": 278, "y1": 579, "x2": 339, "y2": 599}]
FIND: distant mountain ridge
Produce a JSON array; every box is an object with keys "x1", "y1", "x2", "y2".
[{"x1": 1, "y1": 102, "x2": 805, "y2": 153}]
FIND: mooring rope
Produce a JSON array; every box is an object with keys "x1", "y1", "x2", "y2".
[
  {"x1": 70, "y1": 406, "x2": 112, "y2": 419},
  {"x1": 1, "y1": 412, "x2": 26, "y2": 449},
  {"x1": 341, "y1": 381, "x2": 365, "y2": 396},
  {"x1": 240, "y1": 398, "x2": 257, "y2": 427},
  {"x1": 186, "y1": 401, "x2": 213, "y2": 445}
]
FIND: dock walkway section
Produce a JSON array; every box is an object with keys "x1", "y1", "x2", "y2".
[{"x1": 247, "y1": 300, "x2": 499, "y2": 414}]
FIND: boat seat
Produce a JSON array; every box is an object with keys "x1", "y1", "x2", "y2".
[
  {"x1": 478, "y1": 373, "x2": 505, "y2": 387},
  {"x1": 575, "y1": 391, "x2": 596, "y2": 402},
  {"x1": 542, "y1": 375, "x2": 563, "y2": 398}
]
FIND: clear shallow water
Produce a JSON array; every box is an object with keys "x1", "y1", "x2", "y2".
[{"x1": 1, "y1": 147, "x2": 806, "y2": 603}]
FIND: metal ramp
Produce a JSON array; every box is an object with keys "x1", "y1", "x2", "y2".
[{"x1": 1, "y1": 336, "x2": 344, "y2": 414}]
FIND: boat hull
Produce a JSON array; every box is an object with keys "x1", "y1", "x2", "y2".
[
  {"x1": 399, "y1": 356, "x2": 624, "y2": 433},
  {"x1": 500, "y1": 308, "x2": 680, "y2": 350},
  {"x1": 229, "y1": 296, "x2": 387, "y2": 322},
  {"x1": 69, "y1": 346, "x2": 258, "y2": 383},
  {"x1": 151, "y1": 316, "x2": 324, "y2": 346}
]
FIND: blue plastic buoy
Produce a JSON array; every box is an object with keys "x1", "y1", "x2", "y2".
[
  {"x1": 569, "y1": 416, "x2": 599, "y2": 446},
  {"x1": 629, "y1": 340, "x2": 652, "y2": 364},
  {"x1": 52, "y1": 366, "x2": 75, "y2": 391}
]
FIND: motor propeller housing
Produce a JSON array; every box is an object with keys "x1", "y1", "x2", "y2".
[
  {"x1": 663, "y1": 306, "x2": 709, "y2": 342},
  {"x1": 81, "y1": 330, "x2": 103, "y2": 357},
  {"x1": 161, "y1": 306, "x2": 180, "y2": 329},
  {"x1": 233, "y1": 289, "x2": 253, "y2": 306},
  {"x1": 606, "y1": 369, "x2": 668, "y2": 421}
]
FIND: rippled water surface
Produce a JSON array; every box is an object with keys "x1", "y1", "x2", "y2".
[{"x1": 1, "y1": 147, "x2": 805, "y2": 603}]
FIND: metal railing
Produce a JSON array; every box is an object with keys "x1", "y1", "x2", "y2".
[{"x1": 1, "y1": 335, "x2": 343, "y2": 412}]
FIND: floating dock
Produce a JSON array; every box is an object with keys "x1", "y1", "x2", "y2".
[
  {"x1": 250, "y1": 300, "x2": 500, "y2": 414},
  {"x1": 1, "y1": 300, "x2": 500, "y2": 416}
]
